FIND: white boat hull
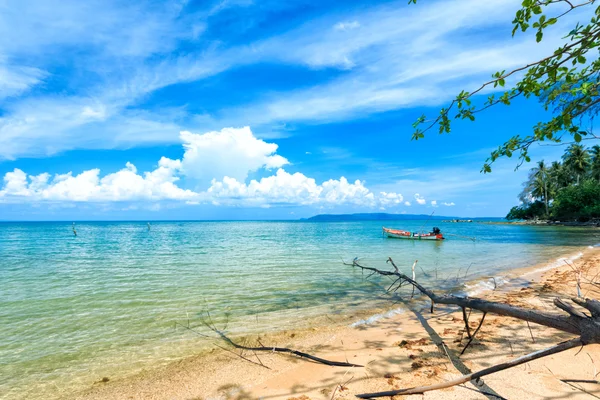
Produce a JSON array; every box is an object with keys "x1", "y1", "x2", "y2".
[{"x1": 383, "y1": 227, "x2": 444, "y2": 241}]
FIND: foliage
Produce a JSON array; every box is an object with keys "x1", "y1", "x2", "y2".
[
  {"x1": 562, "y1": 143, "x2": 591, "y2": 183},
  {"x1": 506, "y1": 143, "x2": 600, "y2": 220},
  {"x1": 506, "y1": 200, "x2": 547, "y2": 220},
  {"x1": 549, "y1": 160, "x2": 572, "y2": 192},
  {"x1": 411, "y1": 0, "x2": 600, "y2": 172},
  {"x1": 591, "y1": 144, "x2": 600, "y2": 180},
  {"x1": 552, "y1": 179, "x2": 600, "y2": 220}
]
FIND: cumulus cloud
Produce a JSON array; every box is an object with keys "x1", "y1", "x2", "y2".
[
  {"x1": 207, "y1": 169, "x2": 321, "y2": 205},
  {"x1": 180, "y1": 127, "x2": 289, "y2": 185},
  {"x1": 0, "y1": 126, "x2": 406, "y2": 208},
  {"x1": 443, "y1": 202, "x2": 456, "y2": 206},
  {"x1": 404, "y1": 201, "x2": 411, "y2": 206},
  {"x1": 0, "y1": 158, "x2": 195, "y2": 202},
  {"x1": 208, "y1": 169, "x2": 380, "y2": 207},
  {"x1": 379, "y1": 191, "x2": 403, "y2": 206},
  {"x1": 431, "y1": 200, "x2": 438, "y2": 207},
  {"x1": 414, "y1": 193, "x2": 426, "y2": 205},
  {"x1": 321, "y1": 177, "x2": 374, "y2": 205}
]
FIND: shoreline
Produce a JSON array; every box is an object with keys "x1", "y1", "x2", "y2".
[
  {"x1": 64, "y1": 244, "x2": 600, "y2": 400},
  {"x1": 484, "y1": 220, "x2": 600, "y2": 227}
]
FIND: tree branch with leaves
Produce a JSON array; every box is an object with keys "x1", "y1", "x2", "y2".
[{"x1": 410, "y1": 0, "x2": 600, "y2": 172}]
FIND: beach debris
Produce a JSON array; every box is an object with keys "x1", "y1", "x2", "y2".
[
  {"x1": 93, "y1": 377, "x2": 110, "y2": 384},
  {"x1": 395, "y1": 338, "x2": 428, "y2": 350}
]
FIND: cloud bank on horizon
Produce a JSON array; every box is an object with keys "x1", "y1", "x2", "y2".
[{"x1": 0, "y1": 127, "x2": 455, "y2": 209}]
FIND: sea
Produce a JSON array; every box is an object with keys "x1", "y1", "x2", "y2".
[{"x1": 1, "y1": 220, "x2": 599, "y2": 399}]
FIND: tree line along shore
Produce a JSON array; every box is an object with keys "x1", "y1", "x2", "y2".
[{"x1": 506, "y1": 143, "x2": 600, "y2": 224}]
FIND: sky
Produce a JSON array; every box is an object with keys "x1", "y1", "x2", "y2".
[{"x1": 0, "y1": 0, "x2": 593, "y2": 220}]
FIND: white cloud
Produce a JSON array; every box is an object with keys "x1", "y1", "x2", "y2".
[
  {"x1": 431, "y1": 200, "x2": 438, "y2": 207},
  {"x1": 0, "y1": 126, "x2": 406, "y2": 208},
  {"x1": 379, "y1": 191, "x2": 404, "y2": 206},
  {"x1": 207, "y1": 169, "x2": 320, "y2": 205},
  {"x1": 0, "y1": 162, "x2": 401, "y2": 207},
  {"x1": 404, "y1": 201, "x2": 411, "y2": 206},
  {"x1": 443, "y1": 202, "x2": 455, "y2": 206},
  {"x1": 333, "y1": 21, "x2": 360, "y2": 31},
  {"x1": 414, "y1": 193, "x2": 426, "y2": 205},
  {"x1": 321, "y1": 177, "x2": 374, "y2": 206},
  {"x1": 207, "y1": 169, "x2": 379, "y2": 207},
  {"x1": 180, "y1": 127, "x2": 288, "y2": 185},
  {"x1": 224, "y1": 0, "x2": 578, "y2": 126},
  {"x1": 0, "y1": 63, "x2": 46, "y2": 100},
  {"x1": 0, "y1": 157, "x2": 195, "y2": 202}
]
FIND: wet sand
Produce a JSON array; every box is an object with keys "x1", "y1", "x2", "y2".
[{"x1": 70, "y1": 246, "x2": 600, "y2": 400}]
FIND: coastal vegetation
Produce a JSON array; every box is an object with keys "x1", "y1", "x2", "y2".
[{"x1": 506, "y1": 144, "x2": 600, "y2": 221}]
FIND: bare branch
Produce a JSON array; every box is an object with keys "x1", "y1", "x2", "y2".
[
  {"x1": 460, "y1": 312, "x2": 487, "y2": 355},
  {"x1": 356, "y1": 338, "x2": 582, "y2": 398}
]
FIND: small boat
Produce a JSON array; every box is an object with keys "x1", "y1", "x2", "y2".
[{"x1": 383, "y1": 226, "x2": 444, "y2": 240}]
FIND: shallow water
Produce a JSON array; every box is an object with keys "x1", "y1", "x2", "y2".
[{"x1": 1, "y1": 220, "x2": 599, "y2": 399}]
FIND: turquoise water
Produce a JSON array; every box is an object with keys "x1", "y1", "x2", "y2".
[{"x1": 1, "y1": 220, "x2": 599, "y2": 399}]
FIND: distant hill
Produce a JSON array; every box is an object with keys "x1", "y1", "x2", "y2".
[{"x1": 302, "y1": 213, "x2": 457, "y2": 222}]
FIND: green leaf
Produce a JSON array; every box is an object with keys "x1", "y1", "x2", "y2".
[{"x1": 536, "y1": 31, "x2": 543, "y2": 42}]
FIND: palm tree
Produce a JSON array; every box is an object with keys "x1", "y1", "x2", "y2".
[
  {"x1": 591, "y1": 145, "x2": 600, "y2": 183},
  {"x1": 532, "y1": 160, "x2": 550, "y2": 216},
  {"x1": 519, "y1": 160, "x2": 550, "y2": 216},
  {"x1": 548, "y1": 161, "x2": 570, "y2": 195},
  {"x1": 562, "y1": 144, "x2": 591, "y2": 184}
]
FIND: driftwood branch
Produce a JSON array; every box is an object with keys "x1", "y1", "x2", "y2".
[
  {"x1": 356, "y1": 338, "x2": 582, "y2": 399},
  {"x1": 180, "y1": 312, "x2": 363, "y2": 368},
  {"x1": 349, "y1": 258, "x2": 600, "y2": 398},
  {"x1": 212, "y1": 327, "x2": 363, "y2": 367}
]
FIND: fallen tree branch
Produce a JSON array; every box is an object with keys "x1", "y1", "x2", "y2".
[
  {"x1": 213, "y1": 328, "x2": 364, "y2": 367},
  {"x1": 178, "y1": 317, "x2": 363, "y2": 368},
  {"x1": 348, "y1": 258, "x2": 600, "y2": 398},
  {"x1": 356, "y1": 338, "x2": 582, "y2": 398},
  {"x1": 351, "y1": 258, "x2": 600, "y2": 341}
]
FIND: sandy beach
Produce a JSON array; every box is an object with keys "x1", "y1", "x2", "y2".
[{"x1": 64, "y1": 244, "x2": 600, "y2": 400}]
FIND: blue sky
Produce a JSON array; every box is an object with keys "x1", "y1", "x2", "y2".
[{"x1": 0, "y1": 0, "x2": 592, "y2": 220}]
